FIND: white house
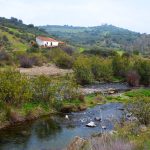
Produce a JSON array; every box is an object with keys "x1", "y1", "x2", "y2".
[{"x1": 36, "y1": 36, "x2": 63, "y2": 47}]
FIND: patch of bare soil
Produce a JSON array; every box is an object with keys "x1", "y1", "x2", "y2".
[{"x1": 18, "y1": 64, "x2": 73, "y2": 76}]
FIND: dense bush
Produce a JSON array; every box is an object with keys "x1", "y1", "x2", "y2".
[
  {"x1": 31, "y1": 76, "x2": 57, "y2": 103},
  {"x1": 128, "y1": 96, "x2": 150, "y2": 125},
  {"x1": 55, "y1": 53, "x2": 73, "y2": 69},
  {"x1": 91, "y1": 56, "x2": 113, "y2": 81},
  {"x1": 18, "y1": 55, "x2": 33, "y2": 68},
  {"x1": 134, "y1": 58, "x2": 150, "y2": 86},
  {"x1": 112, "y1": 54, "x2": 132, "y2": 77},
  {"x1": 73, "y1": 56, "x2": 94, "y2": 84},
  {"x1": 0, "y1": 50, "x2": 13, "y2": 66},
  {"x1": 61, "y1": 45, "x2": 75, "y2": 55},
  {"x1": 73, "y1": 55, "x2": 113, "y2": 85},
  {"x1": 18, "y1": 53, "x2": 46, "y2": 68},
  {"x1": 0, "y1": 70, "x2": 32, "y2": 105},
  {"x1": 46, "y1": 48, "x2": 73, "y2": 69},
  {"x1": 0, "y1": 70, "x2": 79, "y2": 108},
  {"x1": 126, "y1": 70, "x2": 140, "y2": 87}
]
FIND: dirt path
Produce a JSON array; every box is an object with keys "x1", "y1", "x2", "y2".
[{"x1": 19, "y1": 64, "x2": 73, "y2": 76}]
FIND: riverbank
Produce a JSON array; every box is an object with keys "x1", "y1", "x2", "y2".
[
  {"x1": 0, "y1": 86, "x2": 149, "y2": 130},
  {"x1": 0, "y1": 88, "x2": 149, "y2": 150},
  {"x1": 0, "y1": 93, "x2": 101, "y2": 130}
]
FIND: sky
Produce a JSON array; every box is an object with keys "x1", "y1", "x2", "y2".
[{"x1": 0, "y1": 0, "x2": 150, "y2": 33}]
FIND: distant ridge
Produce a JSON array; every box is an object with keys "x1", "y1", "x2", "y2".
[{"x1": 40, "y1": 24, "x2": 150, "y2": 55}]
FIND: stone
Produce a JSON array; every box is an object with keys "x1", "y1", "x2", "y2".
[
  {"x1": 65, "y1": 115, "x2": 69, "y2": 120},
  {"x1": 107, "y1": 88, "x2": 116, "y2": 94},
  {"x1": 86, "y1": 121, "x2": 96, "y2": 127},
  {"x1": 102, "y1": 125, "x2": 107, "y2": 129},
  {"x1": 109, "y1": 130, "x2": 117, "y2": 135},
  {"x1": 94, "y1": 117, "x2": 101, "y2": 121},
  {"x1": 126, "y1": 113, "x2": 132, "y2": 118}
]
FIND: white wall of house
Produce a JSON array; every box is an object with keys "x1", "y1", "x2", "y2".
[{"x1": 36, "y1": 38, "x2": 59, "y2": 47}]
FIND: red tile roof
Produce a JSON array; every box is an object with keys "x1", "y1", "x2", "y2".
[{"x1": 37, "y1": 36, "x2": 58, "y2": 42}]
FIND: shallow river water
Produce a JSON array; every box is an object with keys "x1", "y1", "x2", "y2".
[{"x1": 0, "y1": 103, "x2": 124, "y2": 150}]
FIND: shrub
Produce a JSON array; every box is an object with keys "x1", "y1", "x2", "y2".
[
  {"x1": 112, "y1": 54, "x2": 132, "y2": 77},
  {"x1": 0, "y1": 50, "x2": 13, "y2": 66},
  {"x1": 46, "y1": 48, "x2": 73, "y2": 69},
  {"x1": 18, "y1": 53, "x2": 46, "y2": 68},
  {"x1": 128, "y1": 96, "x2": 150, "y2": 125},
  {"x1": 31, "y1": 76, "x2": 57, "y2": 103},
  {"x1": 134, "y1": 58, "x2": 150, "y2": 86},
  {"x1": 73, "y1": 56, "x2": 94, "y2": 85},
  {"x1": 29, "y1": 53, "x2": 47, "y2": 66},
  {"x1": 19, "y1": 55, "x2": 33, "y2": 68},
  {"x1": 27, "y1": 42, "x2": 39, "y2": 53},
  {"x1": 91, "y1": 56, "x2": 113, "y2": 81},
  {"x1": 61, "y1": 45, "x2": 75, "y2": 55},
  {"x1": 55, "y1": 53, "x2": 73, "y2": 69},
  {"x1": 126, "y1": 70, "x2": 140, "y2": 87},
  {"x1": 0, "y1": 70, "x2": 32, "y2": 106},
  {"x1": 56, "y1": 75, "x2": 79, "y2": 101}
]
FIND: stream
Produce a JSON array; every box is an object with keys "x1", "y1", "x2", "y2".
[
  {"x1": 0, "y1": 83, "x2": 131, "y2": 150},
  {"x1": 0, "y1": 103, "x2": 124, "y2": 150}
]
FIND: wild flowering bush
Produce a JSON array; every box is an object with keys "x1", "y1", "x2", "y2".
[{"x1": 0, "y1": 70, "x2": 32, "y2": 105}]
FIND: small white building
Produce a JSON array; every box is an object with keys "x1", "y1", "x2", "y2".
[{"x1": 36, "y1": 36, "x2": 63, "y2": 47}]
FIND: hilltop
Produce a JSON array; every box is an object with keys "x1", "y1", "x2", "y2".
[{"x1": 40, "y1": 24, "x2": 150, "y2": 55}]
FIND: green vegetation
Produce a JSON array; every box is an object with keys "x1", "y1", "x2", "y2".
[
  {"x1": 0, "y1": 70, "x2": 81, "y2": 125},
  {"x1": 125, "y1": 89, "x2": 150, "y2": 97},
  {"x1": 41, "y1": 24, "x2": 150, "y2": 55}
]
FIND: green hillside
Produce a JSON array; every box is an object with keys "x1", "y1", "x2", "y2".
[
  {"x1": 0, "y1": 17, "x2": 48, "y2": 51},
  {"x1": 40, "y1": 24, "x2": 150, "y2": 55}
]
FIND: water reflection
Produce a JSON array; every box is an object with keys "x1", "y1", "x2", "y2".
[
  {"x1": 34, "y1": 118, "x2": 61, "y2": 139},
  {"x1": 0, "y1": 103, "x2": 124, "y2": 150}
]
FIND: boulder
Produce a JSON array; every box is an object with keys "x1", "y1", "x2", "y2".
[{"x1": 86, "y1": 121, "x2": 96, "y2": 127}]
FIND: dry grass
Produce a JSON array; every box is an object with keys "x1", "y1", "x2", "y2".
[
  {"x1": 18, "y1": 64, "x2": 73, "y2": 76},
  {"x1": 90, "y1": 135, "x2": 135, "y2": 150},
  {"x1": 67, "y1": 135, "x2": 135, "y2": 150}
]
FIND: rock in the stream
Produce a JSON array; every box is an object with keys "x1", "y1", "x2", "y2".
[
  {"x1": 67, "y1": 136, "x2": 87, "y2": 150},
  {"x1": 118, "y1": 107, "x2": 125, "y2": 111},
  {"x1": 107, "y1": 88, "x2": 116, "y2": 94},
  {"x1": 102, "y1": 125, "x2": 107, "y2": 130},
  {"x1": 65, "y1": 115, "x2": 69, "y2": 120},
  {"x1": 109, "y1": 130, "x2": 117, "y2": 135},
  {"x1": 94, "y1": 117, "x2": 101, "y2": 122},
  {"x1": 86, "y1": 121, "x2": 96, "y2": 127},
  {"x1": 126, "y1": 113, "x2": 132, "y2": 118}
]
